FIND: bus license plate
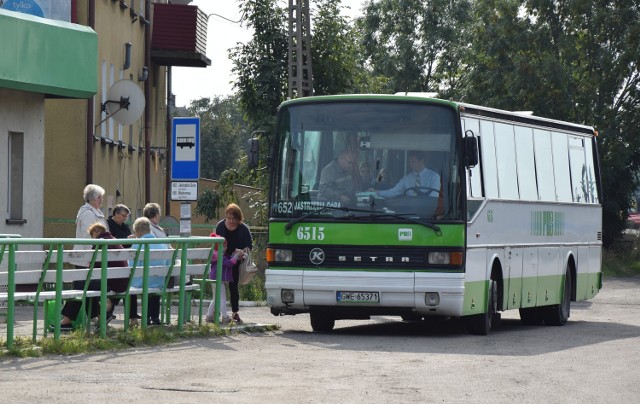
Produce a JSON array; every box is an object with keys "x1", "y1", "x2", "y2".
[{"x1": 337, "y1": 291, "x2": 379, "y2": 303}]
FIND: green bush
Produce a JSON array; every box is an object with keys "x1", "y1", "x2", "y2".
[
  {"x1": 240, "y1": 272, "x2": 266, "y2": 302},
  {"x1": 602, "y1": 240, "x2": 640, "y2": 277}
]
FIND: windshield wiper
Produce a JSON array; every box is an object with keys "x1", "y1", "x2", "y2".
[
  {"x1": 300, "y1": 206, "x2": 442, "y2": 236},
  {"x1": 284, "y1": 205, "x2": 353, "y2": 233}
]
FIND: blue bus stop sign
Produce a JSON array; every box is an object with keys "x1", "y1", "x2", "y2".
[{"x1": 171, "y1": 117, "x2": 200, "y2": 180}]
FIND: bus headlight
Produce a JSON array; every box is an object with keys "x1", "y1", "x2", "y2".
[
  {"x1": 428, "y1": 252, "x2": 450, "y2": 264},
  {"x1": 428, "y1": 252, "x2": 462, "y2": 265},
  {"x1": 267, "y1": 248, "x2": 293, "y2": 262},
  {"x1": 425, "y1": 292, "x2": 440, "y2": 306},
  {"x1": 281, "y1": 289, "x2": 295, "y2": 303}
]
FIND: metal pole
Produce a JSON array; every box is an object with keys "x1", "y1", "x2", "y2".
[
  {"x1": 6, "y1": 244, "x2": 16, "y2": 349},
  {"x1": 214, "y1": 241, "x2": 223, "y2": 326},
  {"x1": 177, "y1": 242, "x2": 188, "y2": 329},
  {"x1": 142, "y1": 244, "x2": 150, "y2": 329},
  {"x1": 99, "y1": 245, "x2": 108, "y2": 338}
]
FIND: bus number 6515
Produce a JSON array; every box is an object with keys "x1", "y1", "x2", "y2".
[{"x1": 296, "y1": 226, "x2": 325, "y2": 241}]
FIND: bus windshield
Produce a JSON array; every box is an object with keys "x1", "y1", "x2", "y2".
[{"x1": 271, "y1": 101, "x2": 462, "y2": 221}]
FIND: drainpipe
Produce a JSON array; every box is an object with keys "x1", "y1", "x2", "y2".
[
  {"x1": 86, "y1": 0, "x2": 96, "y2": 185},
  {"x1": 71, "y1": 0, "x2": 77, "y2": 23},
  {"x1": 165, "y1": 66, "x2": 172, "y2": 216},
  {"x1": 144, "y1": 0, "x2": 151, "y2": 203}
]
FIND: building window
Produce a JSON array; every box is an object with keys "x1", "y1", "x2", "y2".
[
  {"x1": 7, "y1": 132, "x2": 25, "y2": 224},
  {"x1": 101, "y1": 60, "x2": 107, "y2": 138}
]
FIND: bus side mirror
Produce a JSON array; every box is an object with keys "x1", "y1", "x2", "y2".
[
  {"x1": 464, "y1": 131, "x2": 478, "y2": 168},
  {"x1": 247, "y1": 138, "x2": 260, "y2": 169}
]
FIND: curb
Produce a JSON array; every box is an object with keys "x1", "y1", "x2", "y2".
[{"x1": 178, "y1": 300, "x2": 267, "y2": 307}]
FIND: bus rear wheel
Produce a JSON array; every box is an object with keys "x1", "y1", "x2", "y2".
[
  {"x1": 310, "y1": 312, "x2": 335, "y2": 332},
  {"x1": 544, "y1": 269, "x2": 571, "y2": 326},
  {"x1": 519, "y1": 307, "x2": 544, "y2": 325},
  {"x1": 467, "y1": 279, "x2": 498, "y2": 335}
]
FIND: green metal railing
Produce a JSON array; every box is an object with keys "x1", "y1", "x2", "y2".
[
  {"x1": 43, "y1": 218, "x2": 268, "y2": 301},
  {"x1": 0, "y1": 234, "x2": 22, "y2": 326},
  {"x1": 0, "y1": 236, "x2": 224, "y2": 349}
]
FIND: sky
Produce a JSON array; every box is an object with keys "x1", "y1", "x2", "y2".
[{"x1": 171, "y1": 0, "x2": 366, "y2": 107}]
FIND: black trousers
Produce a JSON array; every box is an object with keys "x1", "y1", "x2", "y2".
[
  {"x1": 60, "y1": 278, "x2": 128, "y2": 320},
  {"x1": 129, "y1": 294, "x2": 160, "y2": 320},
  {"x1": 229, "y1": 265, "x2": 240, "y2": 313},
  {"x1": 60, "y1": 264, "x2": 132, "y2": 321}
]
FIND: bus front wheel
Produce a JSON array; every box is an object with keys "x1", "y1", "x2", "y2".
[{"x1": 310, "y1": 312, "x2": 335, "y2": 332}]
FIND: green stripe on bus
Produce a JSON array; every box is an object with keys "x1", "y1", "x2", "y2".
[
  {"x1": 464, "y1": 271, "x2": 601, "y2": 315},
  {"x1": 269, "y1": 222, "x2": 465, "y2": 246}
]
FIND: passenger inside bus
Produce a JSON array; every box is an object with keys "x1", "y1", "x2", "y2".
[{"x1": 359, "y1": 161, "x2": 377, "y2": 189}]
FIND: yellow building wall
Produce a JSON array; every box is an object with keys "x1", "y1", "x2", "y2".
[
  {"x1": 43, "y1": 99, "x2": 87, "y2": 225},
  {"x1": 43, "y1": 0, "x2": 168, "y2": 238}
]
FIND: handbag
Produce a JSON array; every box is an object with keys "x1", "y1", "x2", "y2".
[{"x1": 238, "y1": 248, "x2": 258, "y2": 285}]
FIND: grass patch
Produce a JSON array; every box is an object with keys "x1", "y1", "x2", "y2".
[
  {"x1": 602, "y1": 244, "x2": 640, "y2": 277},
  {"x1": 1, "y1": 322, "x2": 278, "y2": 359}
]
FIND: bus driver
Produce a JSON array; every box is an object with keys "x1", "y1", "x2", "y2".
[{"x1": 375, "y1": 151, "x2": 440, "y2": 198}]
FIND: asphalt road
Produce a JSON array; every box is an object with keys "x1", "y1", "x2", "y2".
[{"x1": 1, "y1": 276, "x2": 639, "y2": 403}]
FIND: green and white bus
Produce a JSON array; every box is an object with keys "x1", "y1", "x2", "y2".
[{"x1": 257, "y1": 94, "x2": 602, "y2": 334}]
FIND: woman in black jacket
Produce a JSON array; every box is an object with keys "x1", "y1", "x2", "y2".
[{"x1": 215, "y1": 203, "x2": 253, "y2": 324}]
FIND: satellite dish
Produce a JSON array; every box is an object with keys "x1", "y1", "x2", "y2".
[{"x1": 102, "y1": 80, "x2": 145, "y2": 126}]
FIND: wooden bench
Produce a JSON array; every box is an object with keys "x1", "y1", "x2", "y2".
[{"x1": 0, "y1": 236, "x2": 225, "y2": 348}]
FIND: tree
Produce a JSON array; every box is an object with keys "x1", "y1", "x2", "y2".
[
  {"x1": 358, "y1": 0, "x2": 639, "y2": 245},
  {"x1": 193, "y1": 187, "x2": 221, "y2": 223},
  {"x1": 312, "y1": 0, "x2": 379, "y2": 94},
  {"x1": 456, "y1": 0, "x2": 640, "y2": 246},
  {"x1": 229, "y1": 0, "x2": 385, "y2": 225},
  {"x1": 360, "y1": 0, "x2": 471, "y2": 93},
  {"x1": 187, "y1": 96, "x2": 249, "y2": 180},
  {"x1": 228, "y1": 0, "x2": 289, "y2": 226},
  {"x1": 231, "y1": 0, "x2": 288, "y2": 130}
]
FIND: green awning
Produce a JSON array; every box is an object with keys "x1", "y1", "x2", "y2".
[{"x1": 0, "y1": 9, "x2": 97, "y2": 99}]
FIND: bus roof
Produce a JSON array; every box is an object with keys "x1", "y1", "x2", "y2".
[
  {"x1": 278, "y1": 93, "x2": 457, "y2": 110},
  {"x1": 278, "y1": 94, "x2": 595, "y2": 136},
  {"x1": 457, "y1": 101, "x2": 595, "y2": 135}
]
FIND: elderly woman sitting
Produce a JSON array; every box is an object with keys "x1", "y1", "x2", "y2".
[{"x1": 129, "y1": 217, "x2": 171, "y2": 326}]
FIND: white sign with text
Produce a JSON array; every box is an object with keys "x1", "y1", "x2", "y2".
[{"x1": 171, "y1": 181, "x2": 198, "y2": 201}]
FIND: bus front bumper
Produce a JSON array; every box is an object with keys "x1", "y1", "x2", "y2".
[{"x1": 266, "y1": 268, "x2": 466, "y2": 317}]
